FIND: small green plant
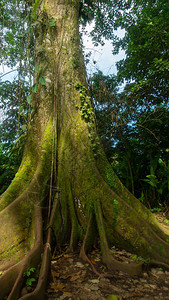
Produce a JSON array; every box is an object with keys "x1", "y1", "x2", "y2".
[
  {"x1": 10, "y1": 245, "x2": 14, "y2": 254},
  {"x1": 109, "y1": 248, "x2": 115, "y2": 254},
  {"x1": 24, "y1": 267, "x2": 36, "y2": 286},
  {"x1": 26, "y1": 67, "x2": 46, "y2": 107},
  {"x1": 150, "y1": 207, "x2": 162, "y2": 213},
  {"x1": 131, "y1": 254, "x2": 149, "y2": 264},
  {"x1": 138, "y1": 192, "x2": 144, "y2": 203},
  {"x1": 164, "y1": 219, "x2": 169, "y2": 225},
  {"x1": 144, "y1": 174, "x2": 158, "y2": 188},
  {"x1": 75, "y1": 82, "x2": 94, "y2": 122},
  {"x1": 75, "y1": 82, "x2": 101, "y2": 157}
]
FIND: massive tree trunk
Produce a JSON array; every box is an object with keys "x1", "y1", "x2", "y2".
[{"x1": 0, "y1": 0, "x2": 169, "y2": 299}]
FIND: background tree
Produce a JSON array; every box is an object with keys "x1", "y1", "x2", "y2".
[
  {"x1": 92, "y1": 73, "x2": 169, "y2": 208},
  {"x1": 90, "y1": 0, "x2": 169, "y2": 209},
  {"x1": 0, "y1": 79, "x2": 32, "y2": 193},
  {"x1": 0, "y1": 0, "x2": 35, "y2": 194},
  {"x1": 114, "y1": 0, "x2": 169, "y2": 207},
  {"x1": 0, "y1": 0, "x2": 169, "y2": 299}
]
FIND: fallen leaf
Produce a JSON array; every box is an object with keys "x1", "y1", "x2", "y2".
[
  {"x1": 89, "y1": 279, "x2": 100, "y2": 284},
  {"x1": 95, "y1": 257, "x2": 101, "y2": 262},
  {"x1": 50, "y1": 283, "x2": 64, "y2": 291},
  {"x1": 75, "y1": 262, "x2": 84, "y2": 268},
  {"x1": 64, "y1": 254, "x2": 73, "y2": 258},
  {"x1": 51, "y1": 271, "x2": 60, "y2": 278},
  {"x1": 60, "y1": 274, "x2": 71, "y2": 280},
  {"x1": 70, "y1": 271, "x2": 81, "y2": 282},
  {"x1": 91, "y1": 259, "x2": 96, "y2": 265},
  {"x1": 130, "y1": 293, "x2": 143, "y2": 297}
]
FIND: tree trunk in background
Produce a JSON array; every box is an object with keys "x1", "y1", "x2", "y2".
[{"x1": 0, "y1": 0, "x2": 169, "y2": 298}]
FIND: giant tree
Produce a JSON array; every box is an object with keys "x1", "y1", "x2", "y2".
[{"x1": 1, "y1": 0, "x2": 169, "y2": 299}]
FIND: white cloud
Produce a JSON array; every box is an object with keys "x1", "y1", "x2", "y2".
[
  {"x1": 82, "y1": 23, "x2": 125, "y2": 76},
  {"x1": 0, "y1": 65, "x2": 17, "y2": 82}
]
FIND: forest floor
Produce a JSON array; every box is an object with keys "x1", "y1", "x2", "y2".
[{"x1": 45, "y1": 212, "x2": 169, "y2": 300}]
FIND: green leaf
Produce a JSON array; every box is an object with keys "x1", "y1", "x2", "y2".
[
  {"x1": 157, "y1": 188, "x2": 163, "y2": 195},
  {"x1": 131, "y1": 254, "x2": 137, "y2": 260},
  {"x1": 32, "y1": 83, "x2": 39, "y2": 93},
  {"x1": 149, "y1": 181, "x2": 157, "y2": 188},
  {"x1": 27, "y1": 94, "x2": 32, "y2": 105},
  {"x1": 113, "y1": 199, "x2": 119, "y2": 205},
  {"x1": 26, "y1": 270, "x2": 31, "y2": 276},
  {"x1": 144, "y1": 179, "x2": 156, "y2": 187},
  {"x1": 26, "y1": 277, "x2": 36, "y2": 286},
  {"x1": 24, "y1": 267, "x2": 36, "y2": 277},
  {"x1": 49, "y1": 17, "x2": 57, "y2": 27},
  {"x1": 158, "y1": 158, "x2": 164, "y2": 165},
  {"x1": 29, "y1": 267, "x2": 36, "y2": 273},
  {"x1": 21, "y1": 124, "x2": 27, "y2": 131},
  {"x1": 35, "y1": 65, "x2": 40, "y2": 73},
  {"x1": 146, "y1": 174, "x2": 156, "y2": 179},
  {"x1": 39, "y1": 77, "x2": 46, "y2": 86},
  {"x1": 19, "y1": 106, "x2": 24, "y2": 115}
]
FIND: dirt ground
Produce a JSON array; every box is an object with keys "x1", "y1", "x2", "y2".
[{"x1": 45, "y1": 212, "x2": 169, "y2": 300}]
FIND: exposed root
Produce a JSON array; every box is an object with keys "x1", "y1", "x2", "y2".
[
  {"x1": 148, "y1": 260, "x2": 169, "y2": 271},
  {"x1": 0, "y1": 204, "x2": 43, "y2": 300},
  {"x1": 18, "y1": 194, "x2": 59, "y2": 300},
  {"x1": 18, "y1": 243, "x2": 51, "y2": 300},
  {"x1": 80, "y1": 213, "x2": 101, "y2": 276},
  {"x1": 1, "y1": 179, "x2": 169, "y2": 299},
  {"x1": 0, "y1": 192, "x2": 59, "y2": 300},
  {"x1": 95, "y1": 200, "x2": 143, "y2": 276},
  {"x1": 0, "y1": 263, "x2": 21, "y2": 300},
  {"x1": 67, "y1": 189, "x2": 80, "y2": 252},
  {"x1": 68, "y1": 225, "x2": 75, "y2": 253},
  {"x1": 79, "y1": 213, "x2": 92, "y2": 259}
]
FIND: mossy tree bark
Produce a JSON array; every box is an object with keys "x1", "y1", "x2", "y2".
[{"x1": 1, "y1": 0, "x2": 169, "y2": 299}]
